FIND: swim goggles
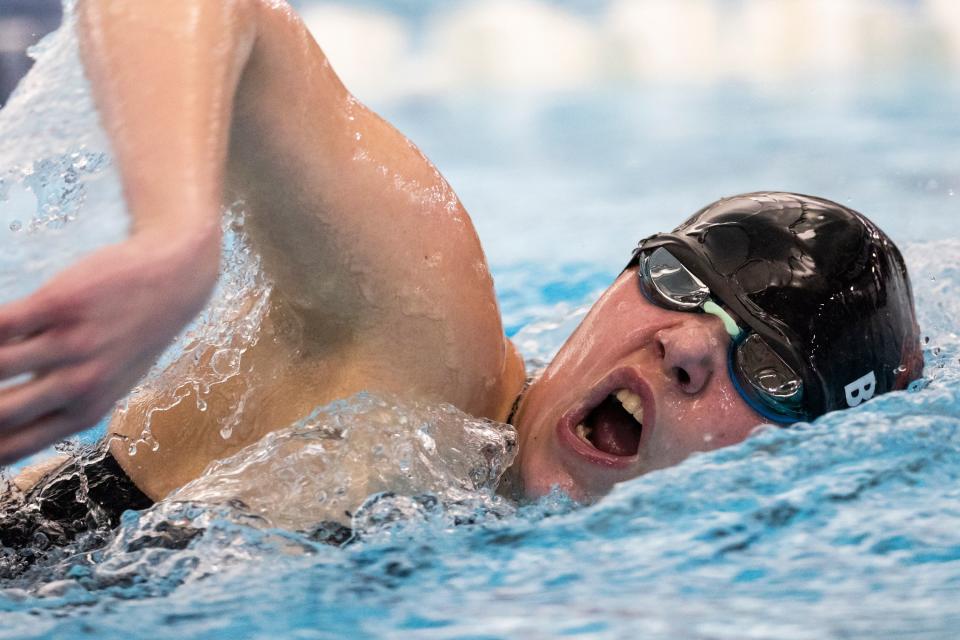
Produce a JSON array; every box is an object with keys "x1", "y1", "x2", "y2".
[{"x1": 635, "y1": 246, "x2": 805, "y2": 423}]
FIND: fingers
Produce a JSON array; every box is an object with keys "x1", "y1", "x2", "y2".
[
  {"x1": 0, "y1": 295, "x2": 89, "y2": 466},
  {"x1": 0, "y1": 373, "x2": 80, "y2": 434},
  {"x1": 0, "y1": 370, "x2": 112, "y2": 465},
  {"x1": 0, "y1": 294, "x2": 53, "y2": 344},
  {"x1": 0, "y1": 412, "x2": 78, "y2": 467},
  {"x1": 0, "y1": 332, "x2": 66, "y2": 382}
]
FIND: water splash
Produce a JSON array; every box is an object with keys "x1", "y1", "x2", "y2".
[
  {"x1": 111, "y1": 201, "x2": 273, "y2": 455},
  {"x1": 0, "y1": 393, "x2": 517, "y2": 611},
  {"x1": 170, "y1": 392, "x2": 517, "y2": 531},
  {"x1": 0, "y1": 1, "x2": 274, "y2": 455},
  {"x1": 0, "y1": 1, "x2": 127, "y2": 307},
  {"x1": 15, "y1": 150, "x2": 109, "y2": 233},
  {"x1": 2, "y1": 2, "x2": 960, "y2": 638}
]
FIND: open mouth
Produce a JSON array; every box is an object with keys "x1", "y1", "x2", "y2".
[
  {"x1": 574, "y1": 389, "x2": 644, "y2": 457},
  {"x1": 557, "y1": 371, "x2": 654, "y2": 469}
]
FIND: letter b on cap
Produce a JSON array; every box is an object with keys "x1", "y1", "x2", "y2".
[{"x1": 844, "y1": 371, "x2": 877, "y2": 408}]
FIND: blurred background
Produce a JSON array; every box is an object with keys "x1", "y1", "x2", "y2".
[
  {"x1": 294, "y1": 0, "x2": 960, "y2": 100},
  {"x1": 5, "y1": 0, "x2": 960, "y2": 105},
  {"x1": 6, "y1": 0, "x2": 960, "y2": 105},
  {"x1": 0, "y1": 0, "x2": 61, "y2": 107},
  {"x1": 2, "y1": 0, "x2": 958, "y2": 274}
]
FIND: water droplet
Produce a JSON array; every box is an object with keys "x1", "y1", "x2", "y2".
[
  {"x1": 210, "y1": 349, "x2": 241, "y2": 377},
  {"x1": 9, "y1": 220, "x2": 21, "y2": 232}
]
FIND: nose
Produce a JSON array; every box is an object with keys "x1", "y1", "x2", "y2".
[{"x1": 655, "y1": 319, "x2": 727, "y2": 394}]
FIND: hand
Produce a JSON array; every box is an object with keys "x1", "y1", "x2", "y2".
[{"x1": 0, "y1": 228, "x2": 219, "y2": 464}]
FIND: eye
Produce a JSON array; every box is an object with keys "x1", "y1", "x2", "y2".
[{"x1": 673, "y1": 366, "x2": 691, "y2": 386}]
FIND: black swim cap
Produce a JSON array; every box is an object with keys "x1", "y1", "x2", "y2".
[{"x1": 635, "y1": 192, "x2": 923, "y2": 421}]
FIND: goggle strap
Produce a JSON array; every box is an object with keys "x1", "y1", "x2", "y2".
[{"x1": 703, "y1": 300, "x2": 742, "y2": 339}]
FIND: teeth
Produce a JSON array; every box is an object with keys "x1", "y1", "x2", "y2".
[
  {"x1": 575, "y1": 423, "x2": 593, "y2": 443},
  {"x1": 614, "y1": 389, "x2": 645, "y2": 425}
]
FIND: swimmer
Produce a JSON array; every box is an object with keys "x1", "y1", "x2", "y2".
[{"x1": 1, "y1": 0, "x2": 922, "y2": 532}]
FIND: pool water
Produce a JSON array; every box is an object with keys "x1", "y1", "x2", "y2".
[{"x1": 3, "y1": 2, "x2": 960, "y2": 638}]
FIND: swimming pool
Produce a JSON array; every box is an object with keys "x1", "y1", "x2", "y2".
[{"x1": 2, "y1": 1, "x2": 960, "y2": 638}]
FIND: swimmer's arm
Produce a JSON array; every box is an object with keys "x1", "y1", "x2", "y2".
[
  {"x1": 0, "y1": 0, "x2": 259, "y2": 463},
  {"x1": 75, "y1": 0, "x2": 521, "y2": 499},
  {"x1": 225, "y1": 4, "x2": 525, "y2": 419}
]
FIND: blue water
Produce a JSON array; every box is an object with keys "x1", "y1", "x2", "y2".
[
  {"x1": 3, "y1": 2, "x2": 960, "y2": 639},
  {"x1": 2, "y1": 251, "x2": 959, "y2": 639}
]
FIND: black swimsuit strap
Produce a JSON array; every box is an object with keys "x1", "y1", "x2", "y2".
[
  {"x1": 1, "y1": 443, "x2": 153, "y2": 551},
  {"x1": 505, "y1": 375, "x2": 534, "y2": 426}
]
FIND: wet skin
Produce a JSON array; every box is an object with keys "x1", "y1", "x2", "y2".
[
  {"x1": 513, "y1": 267, "x2": 766, "y2": 502},
  {"x1": 4, "y1": 0, "x2": 766, "y2": 506}
]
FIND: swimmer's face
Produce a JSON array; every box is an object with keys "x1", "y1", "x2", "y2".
[{"x1": 512, "y1": 267, "x2": 766, "y2": 502}]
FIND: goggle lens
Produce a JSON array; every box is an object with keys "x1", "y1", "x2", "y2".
[
  {"x1": 732, "y1": 333, "x2": 805, "y2": 418},
  {"x1": 636, "y1": 247, "x2": 806, "y2": 422},
  {"x1": 639, "y1": 247, "x2": 711, "y2": 310}
]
